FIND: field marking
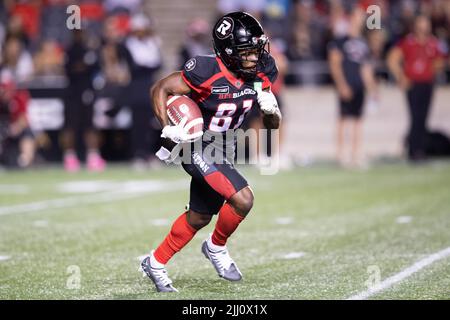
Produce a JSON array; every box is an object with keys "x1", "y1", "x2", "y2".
[
  {"x1": 282, "y1": 252, "x2": 305, "y2": 259},
  {"x1": 0, "y1": 185, "x2": 29, "y2": 194},
  {"x1": 396, "y1": 216, "x2": 412, "y2": 224},
  {"x1": 150, "y1": 218, "x2": 170, "y2": 226},
  {"x1": 33, "y1": 220, "x2": 49, "y2": 228},
  {"x1": 0, "y1": 180, "x2": 186, "y2": 217},
  {"x1": 275, "y1": 217, "x2": 294, "y2": 225},
  {"x1": 347, "y1": 246, "x2": 450, "y2": 300},
  {"x1": 57, "y1": 180, "x2": 118, "y2": 193}
]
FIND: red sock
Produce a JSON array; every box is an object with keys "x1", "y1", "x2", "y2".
[
  {"x1": 153, "y1": 212, "x2": 197, "y2": 264},
  {"x1": 211, "y1": 203, "x2": 245, "y2": 246}
]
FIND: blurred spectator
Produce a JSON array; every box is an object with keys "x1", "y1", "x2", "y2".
[
  {"x1": 125, "y1": 13, "x2": 162, "y2": 170},
  {"x1": 61, "y1": 29, "x2": 106, "y2": 172},
  {"x1": 260, "y1": 0, "x2": 291, "y2": 49},
  {"x1": 430, "y1": 0, "x2": 450, "y2": 57},
  {"x1": 40, "y1": 0, "x2": 72, "y2": 48},
  {"x1": 178, "y1": 18, "x2": 213, "y2": 70},
  {"x1": 216, "y1": 0, "x2": 266, "y2": 19},
  {"x1": 104, "y1": 0, "x2": 142, "y2": 15},
  {"x1": 77, "y1": 0, "x2": 105, "y2": 45},
  {"x1": 265, "y1": 0, "x2": 290, "y2": 17},
  {"x1": 0, "y1": 23, "x2": 5, "y2": 65},
  {"x1": 387, "y1": 15, "x2": 446, "y2": 162},
  {"x1": 78, "y1": 0, "x2": 104, "y2": 20},
  {"x1": 329, "y1": 0, "x2": 351, "y2": 39},
  {"x1": 7, "y1": 0, "x2": 42, "y2": 44},
  {"x1": 0, "y1": 71, "x2": 36, "y2": 168},
  {"x1": 33, "y1": 39, "x2": 64, "y2": 76},
  {"x1": 389, "y1": 0, "x2": 418, "y2": 44},
  {"x1": 1, "y1": 36, "x2": 34, "y2": 83},
  {"x1": 328, "y1": 6, "x2": 378, "y2": 168},
  {"x1": 0, "y1": 2, "x2": 7, "y2": 25},
  {"x1": 0, "y1": 0, "x2": 448, "y2": 168},
  {"x1": 95, "y1": 16, "x2": 131, "y2": 119},
  {"x1": 99, "y1": 17, "x2": 130, "y2": 85},
  {"x1": 366, "y1": 29, "x2": 389, "y2": 79},
  {"x1": 287, "y1": 0, "x2": 328, "y2": 61},
  {"x1": 5, "y1": 14, "x2": 30, "y2": 48}
]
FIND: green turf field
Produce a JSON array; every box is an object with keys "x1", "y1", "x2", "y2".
[{"x1": 0, "y1": 161, "x2": 449, "y2": 300}]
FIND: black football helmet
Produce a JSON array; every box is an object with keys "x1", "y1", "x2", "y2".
[{"x1": 212, "y1": 12, "x2": 269, "y2": 80}]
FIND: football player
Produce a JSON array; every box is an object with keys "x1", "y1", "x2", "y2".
[{"x1": 140, "y1": 12, "x2": 282, "y2": 292}]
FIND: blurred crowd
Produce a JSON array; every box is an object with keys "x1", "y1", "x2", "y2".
[
  {"x1": 1, "y1": 0, "x2": 163, "y2": 171},
  {"x1": 0, "y1": 0, "x2": 449, "y2": 170},
  {"x1": 218, "y1": 0, "x2": 450, "y2": 83}
]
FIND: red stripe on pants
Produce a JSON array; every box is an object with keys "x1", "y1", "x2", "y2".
[{"x1": 204, "y1": 171, "x2": 237, "y2": 200}]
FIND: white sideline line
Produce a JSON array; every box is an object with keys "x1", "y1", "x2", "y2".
[
  {"x1": 0, "y1": 180, "x2": 185, "y2": 217},
  {"x1": 347, "y1": 246, "x2": 450, "y2": 300}
]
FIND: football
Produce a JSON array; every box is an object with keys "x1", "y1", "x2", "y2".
[{"x1": 166, "y1": 95, "x2": 204, "y2": 136}]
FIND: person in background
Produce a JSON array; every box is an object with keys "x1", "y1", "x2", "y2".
[
  {"x1": 216, "y1": 0, "x2": 266, "y2": 20},
  {"x1": 387, "y1": 15, "x2": 446, "y2": 162},
  {"x1": 61, "y1": 29, "x2": 106, "y2": 172},
  {"x1": 95, "y1": 15, "x2": 131, "y2": 130},
  {"x1": 0, "y1": 72, "x2": 35, "y2": 168},
  {"x1": 287, "y1": 0, "x2": 327, "y2": 62},
  {"x1": 328, "y1": 6, "x2": 378, "y2": 168},
  {"x1": 104, "y1": 0, "x2": 142, "y2": 15},
  {"x1": 125, "y1": 13, "x2": 162, "y2": 170},
  {"x1": 33, "y1": 39, "x2": 65, "y2": 76},
  {"x1": 178, "y1": 18, "x2": 212, "y2": 70},
  {"x1": 1, "y1": 35, "x2": 34, "y2": 83},
  {"x1": 366, "y1": 29, "x2": 388, "y2": 79}
]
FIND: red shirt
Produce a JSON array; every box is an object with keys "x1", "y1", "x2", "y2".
[
  {"x1": 10, "y1": 4, "x2": 41, "y2": 40},
  {"x1": 8, "y1": 90, "x2": 29, "y2": 124},
  {"x1": 397, "y1": 34, "x2": 444, "y2": 83}
]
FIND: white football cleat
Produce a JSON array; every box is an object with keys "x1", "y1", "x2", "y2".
[
  {"x1": 201, "y1": 236, "x2": 242, "y2": 281},
  {"x1": 140, "y1": 252, "x2": 178, "y2": 293}
]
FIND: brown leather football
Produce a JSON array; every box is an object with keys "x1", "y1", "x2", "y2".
[{"x1": 166, "y1": 95, "x2": 204, "y2": 135}]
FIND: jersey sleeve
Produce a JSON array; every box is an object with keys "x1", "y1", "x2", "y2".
[
  {"x1": 258, "y1": 54, "x2": 279, "y2": 91},
  {"x1": 181, "y1": 55, "x2": 217, "y2": 93}
]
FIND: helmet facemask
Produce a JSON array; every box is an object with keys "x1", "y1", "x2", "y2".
[{"x1": 215, "y1": 34, "x2": 270, "y2": 81}]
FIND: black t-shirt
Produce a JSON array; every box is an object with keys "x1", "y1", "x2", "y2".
[{"x1": 328, "y1": 36, "x2": 371, "y2": 90}]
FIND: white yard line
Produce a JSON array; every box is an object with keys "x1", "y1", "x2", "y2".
[
  {"x1": 0, "y1": 185, "x2": 29, "y2": 194},
  {"x1": 0, "y1": 180, "x2": 186, "y2": 217},
  {"x1": 347, "y1": 246, "x2": 450, "y2": 300},
  {"x1": 0, "y1": 255, "x2": 11, "y2": 261},
  {"x1": 282, "y1": 252, "x2": 305, "y2": 259}
]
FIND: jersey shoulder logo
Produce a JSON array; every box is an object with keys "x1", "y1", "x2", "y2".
[
  {"x1": 215, "y1": 17, "x2": 234, "y2": 39},
  {"x1": 184, "y1": 58, "x2": 197, "y2": 72}
]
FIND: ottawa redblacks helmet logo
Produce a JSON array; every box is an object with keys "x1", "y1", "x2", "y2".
[{"x1": 215, "y1": 17, "x2": 234, "y2": 40}]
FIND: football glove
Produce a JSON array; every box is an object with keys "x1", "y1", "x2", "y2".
[
  {"x1": 257, "y1": 90, "x2": 279, "y2": 115},
  {"x1": 155, "y1": 146, "x2": 172, "y2": 162},
  {"x1": 160, "y1": 117, "x2": 203, "y2": 144}
]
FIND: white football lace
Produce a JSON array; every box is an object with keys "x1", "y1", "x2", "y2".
[
  {"x1": 210, "y1": 248, "x2": 233, "y2": 272},
  {"x1": 152, "y1": 267, "x2": 172, "y2": 287}
]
